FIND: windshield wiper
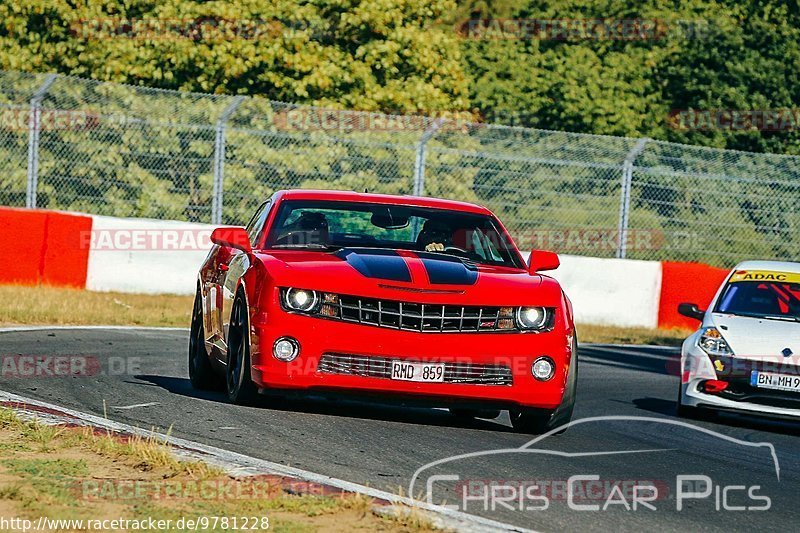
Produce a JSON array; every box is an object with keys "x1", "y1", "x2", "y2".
[
  {"x1": 727, "y1": 311, "x2": 800, "y2": 322},
  {"x1": 271, "y1": 244, "x2": 339, "y2": 250},
  {"x1": 761, "y1": 315, "x2": 800, "y2": 323}
]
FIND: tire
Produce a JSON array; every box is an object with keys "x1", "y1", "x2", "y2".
[
  {"x1": 676, "y1": 381, "x2": 716, "y2": 421},
  {"x1": 511, "y1": 336, "x2": 578, "y2": 435},
  {"x1": 188, "y1": 289, "x2": 221, "y2": 390},
  {"x1": 226, "y1": 293, "x2": 260, "y2": 405}
]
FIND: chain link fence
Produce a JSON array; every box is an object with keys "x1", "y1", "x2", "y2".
[{"x1": 1, "y1": 69, "x2": 798, "y2": 266}]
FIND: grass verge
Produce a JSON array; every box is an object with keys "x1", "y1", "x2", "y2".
[
  {"x1": 0, "y1": 408, "x2": 437, "y2": 532},
  {"x1": 575, "y1": 324, "x2": 689, "y2": 347},
  {"x1": 0, "y1": 285, "x2": 192, "y2": 328},
  {"x1": 0, "y1": 284, "x2": 690, "y2": 346}
]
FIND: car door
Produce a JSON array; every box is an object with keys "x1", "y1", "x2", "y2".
[{"x1": 217, "y1": 201, "x2": 272, "y2": 362}]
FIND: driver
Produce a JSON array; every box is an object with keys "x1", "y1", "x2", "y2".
[
  {"x1": 417, "y1": 220, "x2": 454, "y2": 252},
  {"x1": 277, "y1": 211, "x2": 330, "y2": 246}
]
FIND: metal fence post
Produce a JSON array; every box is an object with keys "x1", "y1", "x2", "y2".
[
  {"x1": 212, "y1": 96, "x2": 245, "y2": 225},
  {"x1": 25, "y1": 74, "x2": 58, "y2": 209},
  {"x1": 616, "y1": 138, "x2": 650, "y2": 259},
  {"x1": 412, "y1": 118, "x2": 444, "y2": 197}
]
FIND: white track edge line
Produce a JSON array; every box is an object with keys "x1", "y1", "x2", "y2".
[
  {"x1": 0, "y1": 389, "x2": 533, "y2": 533},
  {"x1": 0, "y1": 325, "x2": 188, "y2": 333}
]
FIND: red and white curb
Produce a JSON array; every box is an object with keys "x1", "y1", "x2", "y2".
[{"x1": 0, "y1": 389, "x2": 532, "y2": 533}]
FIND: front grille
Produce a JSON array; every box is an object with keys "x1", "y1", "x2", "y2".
[
  {"x1": 317, "y1": 353, "x2": 513, "y2": 386},
  {"x1": 330, "y1": 294, "x2": 516, "y2": 333}
]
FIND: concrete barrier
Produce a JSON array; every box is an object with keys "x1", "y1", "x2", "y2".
[
  {"x1": 0, "y1": 207, "x2": 91, "y2": 288},
  {"x1": 0, "y1": 207, "x2": 737, "y2": 330},
  {"x1": 657, "y1": 261, "x2": 729, "y2": 329},
  {"x1": 547, "y1": 255, "x2": 662, "y2": 329},
  {"x1": 85, "y1": 214, "x2": 212, "y2": 294}
]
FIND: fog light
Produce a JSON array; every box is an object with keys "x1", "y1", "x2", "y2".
[
  {"x1": 531, "y1": 356, "x2": 555, "y2": 381},
  {"x1": 273, "y1": 337, "x2": 299, "y2": 362}
]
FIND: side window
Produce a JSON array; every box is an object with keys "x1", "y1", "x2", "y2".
[{"x1": 245, "y1": 201, "x2": 272, "y2": 248}]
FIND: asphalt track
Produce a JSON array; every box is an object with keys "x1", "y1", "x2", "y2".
[{"x1": 1, "y1": 327, "x2": 799, "y2": 532}]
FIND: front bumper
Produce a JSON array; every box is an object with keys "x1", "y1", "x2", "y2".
[
  {"x1": 249, "y1": 305, "x2": 572, "y2": 410},
  {"x1": 681, "y1": 342, "x2": 800, "y2": 419}
]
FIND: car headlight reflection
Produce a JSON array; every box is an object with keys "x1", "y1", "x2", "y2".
[
  {"x1": 698, "y1": 327, "x2": 734, "y2": 356},
  {"x1": 284, "y1": 288, "x2": 319, "y2": 312},
  {"x1": 516, "y1": 306, "x2": 549, "y2": 330}
]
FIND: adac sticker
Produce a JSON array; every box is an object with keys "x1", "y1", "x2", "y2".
[{"x1": 729, "y1": 270, "x2": 800, "y2": 284}]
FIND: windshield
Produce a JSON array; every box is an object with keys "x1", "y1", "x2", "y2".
[
  {"x1": 264, "y1": 200, "x2": 523, "y2": 268},
  {"x1": 715, "y1": 271, "x2": 800, "y2": 321}
]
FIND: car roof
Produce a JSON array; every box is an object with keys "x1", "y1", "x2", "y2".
[
  {"x1": 274, "y1": 189, "x2": 492, "y2": 215},
  {"x1": 732, "y1": 260, "x2": 800, "y2": 274}
]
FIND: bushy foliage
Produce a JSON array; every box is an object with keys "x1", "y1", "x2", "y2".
[
  {"x1": 0, "y1": 0, "x2": 469, "y2": 112},
  {"x1": 455, "y1": 0, "x2": 800, "y2": 155}
]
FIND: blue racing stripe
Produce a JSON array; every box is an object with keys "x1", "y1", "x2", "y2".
[
  {"x1": 416, "y1": 252, "x2": 479, "y2": 285},
  {"x1": 335, "y1": 249, "x2": 412, "y2": 282}
]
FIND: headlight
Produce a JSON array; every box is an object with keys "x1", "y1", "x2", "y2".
[
  {"x1": 516, "y1": 306, "x2": 549, "y2": 330},
  {"x1": 284, "y1": 288, "x2": 319, "y2": 312},
  {"x1": 698, "y1": 327, "x2": 734, "y2": 356}
]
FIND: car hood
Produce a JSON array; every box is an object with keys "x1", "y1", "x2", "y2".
[
  {"x1": 257, "y1": 248, "x2": 560, "y2": 306},
  {"x1": 710, "y1": 313, "x2": 800, "y2": 360}
]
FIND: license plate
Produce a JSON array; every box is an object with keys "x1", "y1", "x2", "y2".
[
  {"x1": 391, "y1": 362, "x2": 445, "y2": 383},
  {"x1": 751, "y1": 371, "x2": 800, "y2": 393}
]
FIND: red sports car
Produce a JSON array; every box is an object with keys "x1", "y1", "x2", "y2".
[{"x1": 189, "y1": 190, "x2": 577, "y2": 433}]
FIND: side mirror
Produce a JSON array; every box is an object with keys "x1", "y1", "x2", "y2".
[
  {"x1": 210, "y1": 227, "x2": 251, "y2": 253},
  {"x1": 528, "y1": 250, "x2": 560, "y2": 273},
  {"x1": 678, "y1": 302, "x2": 706, "y2": 321}
]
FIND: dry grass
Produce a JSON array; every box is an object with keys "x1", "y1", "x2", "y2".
[
  {"x1": 0, "y1": 408, "x2": 440, "y2": 531},
  {"x1": 0, "y1": 284, "x2": 690, "y2": 346},
  {"x1": 0, "y1": 284, "x2": 193, "y2": 328},
  {"x1": 69, "y1": 429, "x2": 221, "y2": 480},
  {"x1": 576, "y1": 323, "x2": 690, "y2": 347}
]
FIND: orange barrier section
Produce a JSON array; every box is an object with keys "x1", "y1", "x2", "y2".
[
  {"x1": 658, "y1": 261, "x2": 729, "y2": 330},
  {"x1": 0, "y1": 207, "x2": 92, "y2": 288}
]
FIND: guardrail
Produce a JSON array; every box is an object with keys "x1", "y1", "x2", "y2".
[{"x1": 0, "y1": 206, "x2": 727, "y2": 329}]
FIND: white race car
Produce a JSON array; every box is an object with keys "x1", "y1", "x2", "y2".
[{"x1": 678, "y1": 260, "x2": 800, "y2": 420}]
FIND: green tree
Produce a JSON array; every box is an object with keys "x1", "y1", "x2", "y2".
[
  {"x1": 453, "y1": 0, "x2": 800, "y2": 154},
  {"x1": 0, "y1": 0, "x2": 469, "y2": 113}
]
